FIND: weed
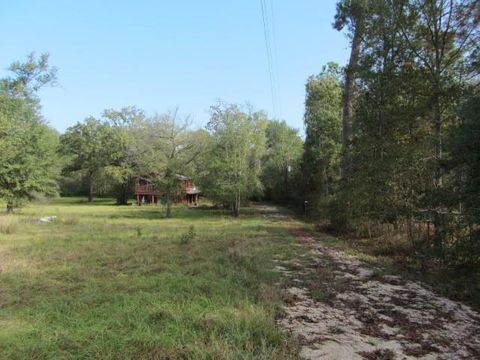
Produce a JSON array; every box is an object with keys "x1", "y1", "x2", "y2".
[
  {"x1": 358, "y1": 349, "x2": 395, "y2": 360},
  {"x1": 328, "y1": 325, "x2": 345, "y2": 334},
  {"x1": 179, "y1": 225, "x2": 195, "y2": 244}
]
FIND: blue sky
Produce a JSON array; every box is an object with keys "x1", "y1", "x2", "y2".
[{"x1": 1, "y1": 0, "x2": 349, "y2": 134}]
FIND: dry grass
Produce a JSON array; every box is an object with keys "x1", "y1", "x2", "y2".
[{"x1": 0, "y1": 215, "x2": 19, "y2": 234}]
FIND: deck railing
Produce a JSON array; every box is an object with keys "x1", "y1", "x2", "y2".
[{"x1": 135, "y1": 184, "x2": 156, "y2": 194}]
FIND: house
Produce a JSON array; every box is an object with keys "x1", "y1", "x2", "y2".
[
  {"x1": 134, "y1": 175, "x2": 201, "y2": 206},
  {"x1": 177, "y1": 175, "x2": 202, "y2": 205},
  {"x1": 134, "y1": 176, "x2": 161, "y2": 205}
]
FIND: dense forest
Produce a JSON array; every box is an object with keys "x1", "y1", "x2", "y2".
[{"x1": 1, "y1": 0, "x2": 479, "y2": 292}]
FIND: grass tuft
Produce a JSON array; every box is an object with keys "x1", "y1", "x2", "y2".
[
  {"x1": 0, "y1": 215, "x2": 19, "y2": 234},
  {"x1": 178, "y1": 225, "x2": 196, "y2": 245}
]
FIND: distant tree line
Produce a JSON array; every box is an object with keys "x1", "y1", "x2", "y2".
[{"x1": 0, "y1": 55, "x2": 303, "y2": 218}]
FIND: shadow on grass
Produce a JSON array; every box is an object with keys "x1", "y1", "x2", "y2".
[
  {"x1": 52, "y1": 197, "x2": 119, "y2": 206},
  {"x1": 112, "y1": 207, "x2": 236, "y2": 221},
  {"x1": 50, "y1": 197, "x2": 272, "y2": 222}
]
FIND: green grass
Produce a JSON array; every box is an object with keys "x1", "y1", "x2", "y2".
[{"x1": 0, "y1": 198, "x2": 304, "y2": 359}]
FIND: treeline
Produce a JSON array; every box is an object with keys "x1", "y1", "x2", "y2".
[
  {"x1": 1, "y1": 0, "x2": 478, "y2": 270},
  {"x1": 59, "y1": 103, "x2": 304, "y2": 217},
  {"x1": 301, "y1": 0, "x2": 479, "y2": 268},
  {"x1": 0, "y1": 56, "x2": 303, "y2": 217}
]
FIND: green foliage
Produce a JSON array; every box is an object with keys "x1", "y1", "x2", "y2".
[
  {"x1": 322, "y1": 0, "x2": 479, "y2": 268},
  {"x1": 262, "y1": 120, "x2": 303, "y2": 203},
  {"x1": 103, "y1": 106, "x2": 146, "y2": 204},
  {"x1": 446, "y1": 93, "x2": 480, "y2": 266},
  {"x1": 0, "y1": 54, "x2": 59, "y2": 213},
  {"x1": 1, "y1": 52, "x2": 57, "y2": 97},
  {"x1": 60, "y1": 117, "x2": 117, "y2": 202},
  {"x1": 140, "y1": 109, "x2": 206, "y2": 217},
  {"x1": 202, "y1": 102, "x2": 267, "y2": 217},
  {"x1": 179, "y1": 225, "x2": 196, "y2": 244},
  {"x1": 302, "y1": 63, "x2": 342, "y2": 213}
]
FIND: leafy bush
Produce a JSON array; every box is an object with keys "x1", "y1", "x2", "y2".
[{"x1": 179, "y1": 225, "x2": 196, "y2": 244}]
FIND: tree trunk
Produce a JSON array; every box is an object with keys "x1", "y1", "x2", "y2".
[
  {"x1": 433, "y1": 95, "x2": 443, "y2": 188},
  {"x1": 340, "y1": 14, "x2": 364, "y2": 185},
  {"x1": 232, "y1": 193, "x2": 240, "y2": 217},
  {"x1": 6, "y1": 202, "x2": 14, "y2": 214},
  {"x1": 320, "y1": 161, "x2": 329, "y2": 197},
  {"x1": 88, "y1": 179, "x2": 93, "y2": 203},
  {"x1": 166, "y1": 192, "x2": 172, "y2": 218},
  {"x1": 116, "y1": 180, "x2": 130, "y2": 205},
  {"x1": 284, "y1": 164, "x2": 289, "y2": 195},
  {"x1": 432, "y1": 92, "x2": 443, "y2": 254}
]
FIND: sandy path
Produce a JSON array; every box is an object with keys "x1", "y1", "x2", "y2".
[{"x1": 276, "y1": 228, "x2": 480, "y2": 359}]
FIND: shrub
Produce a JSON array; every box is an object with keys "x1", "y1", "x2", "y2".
[{"x1": 179, "y1": 225, "x2": 196, "y2": 245}]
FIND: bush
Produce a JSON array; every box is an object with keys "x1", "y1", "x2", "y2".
[
  {"x1": 179, "y1": 225, "x2": 196, "y2": 245},
  {"x1": 327, "y1": 195, "x2": 351, "y2": 233}
]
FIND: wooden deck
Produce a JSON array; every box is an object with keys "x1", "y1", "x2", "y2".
[{"x1": 134, "y1": 184, "x2": 161, "y2": 196}]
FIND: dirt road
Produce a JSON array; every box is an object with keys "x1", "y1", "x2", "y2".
[
  {"x1": 257, "y1": 204, "x2": 480, "y2": 359},
  {"x1": 278, "y1": 229, "x2": 480, "y2": 359}
]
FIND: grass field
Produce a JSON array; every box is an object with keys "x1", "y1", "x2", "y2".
[
  {"x1": 3, "y1": 198, "x2": 476, "y2": 359},
  {"x1": 0, "y1": 198, "x2": 305, "y2": 359}
]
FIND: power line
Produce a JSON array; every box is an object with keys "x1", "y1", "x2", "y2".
[
  {"x1": 260, "y1": 0, "x2": 278, "y2": 119},
  {"x1": 269, "y1": 0, "x2": 282, "y2": 118}
]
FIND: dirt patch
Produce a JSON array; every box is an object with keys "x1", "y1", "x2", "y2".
[{"x1": 275, "y1": 228, "x2": 480, "y2": 359}]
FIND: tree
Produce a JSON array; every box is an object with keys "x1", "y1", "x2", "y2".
[
  {"x1": 60, "y1": 118, "x2": 115, "y2": 202},
  {"x1": 326, "y1": 0, "x2": 479, "y2": 264},
  {"x1": 334, "y1": 0, "x2": 368, "y2": 185},
  {"x1": 142, "y1": 109, "x2": 204, "y2": 217},
  {"x1": 447, "y1": 93, "x2": 480, "y2": 266},
  {"x1": 203, "y1": 102, "x2": 267, "y2": 217},
  {"x1": 0, "y1": 53, "x2": 59, "y2": 213},
  {"x1": 262, "y1": 120, "x2": 303, "y2": 203},
  {"x1": 393, "y1": 0, "x2": 479, "y2": 251},
  {"x1": 302, "y1": 63, "x2": 342, "y2": 203},
  {"x1": 102, "y1": 106, "x2": 146, "y2": 204}
]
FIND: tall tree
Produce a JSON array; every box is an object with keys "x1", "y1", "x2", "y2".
[
  {"x1": 303, "y1": 63, "x2": 342, "y2": 202},
  {"x1": 203, "y1": 102, "x2": 267, "y2": 217},
  {"x1": 60, "y1": 118, "x2": 115, "y2": 202},
  {"x1": 142, "y1": 109, "x2": 204, "y2": 217},
  {"x1": 448, "y1": 93, "x2": 480, "y2": 266},
  {"x1": 262, "y1": 120, "x2": 303, "y2": 203},
  {"x1": 395, "y1": 0, "x2": 480, "y2": 251},
  {"x1": 334, "y1": 0, "x2": 368, "y2": 185},
  {"x1": 0, "y1": 53, "x2": 59, "y2": 213},
  {"x1": 102, "y1": 106, "x2": 145, "y2": 205}
]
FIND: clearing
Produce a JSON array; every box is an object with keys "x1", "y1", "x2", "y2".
[{"x1": 0, "y1": 199, "x2": 479, "y2": 359}]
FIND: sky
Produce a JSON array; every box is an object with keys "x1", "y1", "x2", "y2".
[{"x1": 0, "y1": 0, "x2": 349, "y2": 134}]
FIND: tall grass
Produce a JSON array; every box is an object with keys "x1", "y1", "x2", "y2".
[
  {"x1": 0, "y1": 215, "x2": 19, "y2": 234},
  {"x1": 0, "y1": 198, "x2": 303, "y2": 359}
]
